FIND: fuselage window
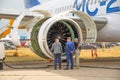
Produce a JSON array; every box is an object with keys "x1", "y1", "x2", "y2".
[
  {"x1": 63, "y1": 6, "x2": 65, "y2": 11},
  {"x1": 61, "y1": 7, "x2": 62, "y2": 12},
  {"x1": 65, "y1": 6, "x2": 67, "y2": 11},
  {"x1": 91, "y1": 0, "x2": 93, "y2": 5},
  {"x1": 94, "y1": 0, "x2": 97, "y2": 4},
  {"x1": 83, "y1": 0, "x2": 86, "y2": 6},
  {"x1": 59, "y1": 8, "x2": 60, "y2": 13},
  {"x1": 87, "y1": 0, "x2": 90, "y2": 5},
  {"x1": 70, "y1": 5, "x2": 73, "y2": 9},
  {"x1": 55, "y1": 9, "x2": 57, "y2": 13},
  {"x1": 60, "y1": 7, "x2": 62, "y2": 12},
  {"x1": 62, "y1": 7, "x2": 64, "y2": 12},
  {"x1": 67, "y1": 6, "x2": 69, "y2": 10},
  {"x1": 66, "y1": 6, "x2": 68, "y2": 11},
  {"x1": 57, "y1": 8, "x2": 59, "y2": 13},
  {"x1": 98, "y1": 0, "x2": 101, "y2": 3}
]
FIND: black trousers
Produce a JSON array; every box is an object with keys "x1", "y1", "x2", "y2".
[{"x1": 54, "y1": 53, "x2": 61, "y2": 69}]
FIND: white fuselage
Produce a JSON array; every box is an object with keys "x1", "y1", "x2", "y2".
[
  {"x1": 0, "y1": 0, "x2": 120, "y2": 42},
  {"x1": 30, "y1": 0, "x2": 120, "y2": 42}
]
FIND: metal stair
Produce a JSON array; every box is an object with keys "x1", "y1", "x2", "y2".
[{"x1": 0, "y1": 20, "x2": 14, "y2": 39}]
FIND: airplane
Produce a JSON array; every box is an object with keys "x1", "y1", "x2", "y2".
[{"x1": 0, "y1": 0, "x2": 120, "y2": 59}]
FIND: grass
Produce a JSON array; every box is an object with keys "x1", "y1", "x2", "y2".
[
  {"x1": 5, "y1": 47, "x2": 45, "y2": 62},
  {"x1": 5, "y1": 46, "x2": 120, "y2": 62},
  {"x1": 80, "y1": 46, "x2": 120, "y2": 59},
  {"x1": 5, "y1": 56, "x2": 44, "y2": 62}
]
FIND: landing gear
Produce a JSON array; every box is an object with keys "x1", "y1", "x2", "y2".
[
  {"x1": 0, "y1": 42, "x2": 5, "y2": 70},
  {"x1": 0, "y1": 61, "x2": 3, "y2": 70}
]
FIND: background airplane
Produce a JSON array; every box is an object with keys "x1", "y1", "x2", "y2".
[{"x1": 0, "y1": 0, "x2": 120, "y2": 59}]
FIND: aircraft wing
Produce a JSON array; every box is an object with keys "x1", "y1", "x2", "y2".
[
  {"x1": 0, "y1": 12, "x2": 34, "y2": 21},
  {"x1": 0, "y1": 13, "x2": 34, "y2": 21},
  {"x1": 0, "y1": 9, "x2": 52, "y2": 21},
  {"x1": 0, "y1": 10, "x2": 108, "y2": 32},
  {"x1": 0, "y1": 10, "x2": 51, "y2": 30}
]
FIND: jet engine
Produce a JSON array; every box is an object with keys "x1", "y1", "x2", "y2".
[{"x1": 30, "y1": 11, "x2": 97, "y2": 59}]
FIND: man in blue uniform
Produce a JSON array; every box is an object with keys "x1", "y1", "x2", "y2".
[{"x1": 65, "y1": 37, "x2": 75, "y2": 70}]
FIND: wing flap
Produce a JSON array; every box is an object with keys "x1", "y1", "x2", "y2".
[{"x1": 0, "y1": 13, "x2": 34, "y2": 21}]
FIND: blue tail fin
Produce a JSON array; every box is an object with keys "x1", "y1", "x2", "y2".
[{"x1": 24, "y1": 0, "x2": 40, "y2": 9}]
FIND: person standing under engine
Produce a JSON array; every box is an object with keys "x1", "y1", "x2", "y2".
[
  {"x1": 65, "y1": 37, "x2": 75, "y2": 70},
  {"x1": 74, "y1": 38, "x2": 81, "y2": 69},
  {"x1": 51, "y1": 37, "x2": 63, "y2": 70}
]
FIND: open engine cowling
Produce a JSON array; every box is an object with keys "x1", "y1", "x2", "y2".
[
  {"x1": 31, "y1": 17, "x2": 82, "y2": 59},
  {"x1": 30, "y1": 11, "x2": 97, "y2": 59}
]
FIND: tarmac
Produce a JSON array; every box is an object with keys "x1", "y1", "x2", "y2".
[{"x1": 0, "y1": 59, "x2": 120, "y2": 80}]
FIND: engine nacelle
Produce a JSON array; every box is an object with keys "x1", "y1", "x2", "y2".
[
  {"x1": 31, "y1": 17, "x2": 82, "y2": 59},
  {"x1": 30, "y1": 11, "x2": 97, "y2": 59}
]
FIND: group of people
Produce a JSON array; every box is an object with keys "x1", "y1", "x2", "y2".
[{"x1": 51, "y1": 37, "x2": 81, "y2": 70}]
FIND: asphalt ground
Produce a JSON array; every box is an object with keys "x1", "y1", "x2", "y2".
[{"x1": 0, "y1": 58, "x2": 120, "y2": 80}]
